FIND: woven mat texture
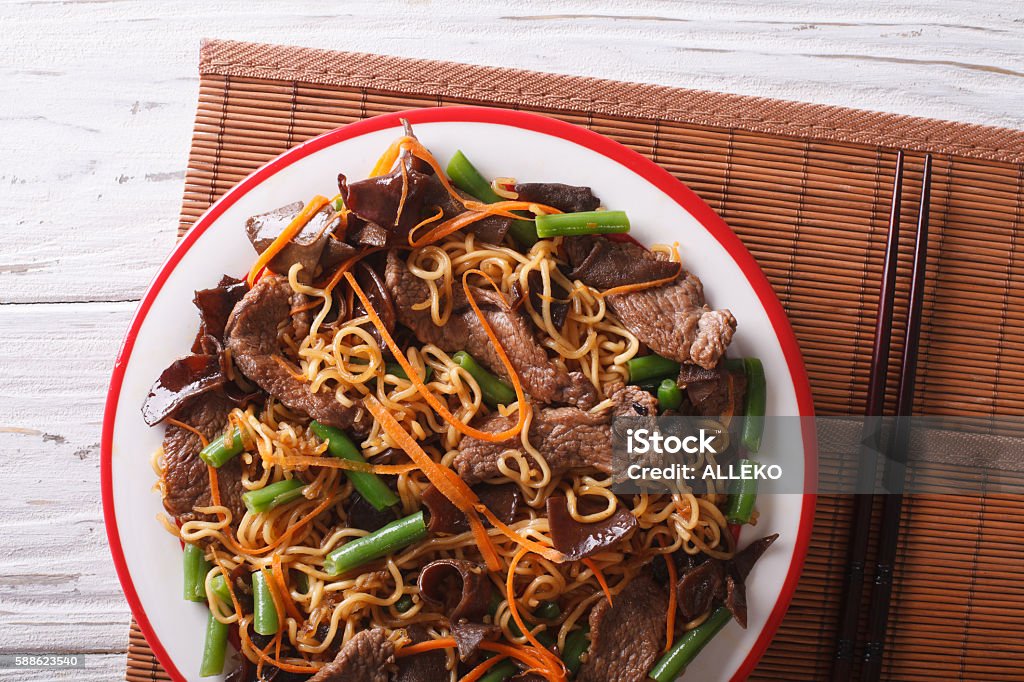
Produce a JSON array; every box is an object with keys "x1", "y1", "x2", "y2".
[{"x1": 126, "y1": 39, "x2": 1024, "y2": 681}]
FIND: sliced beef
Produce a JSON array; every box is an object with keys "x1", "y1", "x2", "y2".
[
  {"x1": 451, "y1": 622, "x2": 500, "y2": 663},
  {"x1": 513, "y1": 182, "x2": 600, "y2": 213},
  {"x1": 246, "y1": 201, "x2": 343, "y2": 277},
  {"x1": 564, "y1": 236, "x2": 736, "y2": 369},
  {"x1": 225, "y1": 275, "x2": 371, "y2": 434},
  {"x1": 308, "y1": 628, "x2": 394, "y2": 682},
  {"x1": 577, "y1": 574, "x2": 666, "y2": 682},
  {"x1": 161, "y1": 392, "x2": 247, "y2": 525},
  {"x1": 385, "y1": 251, "x2": 597, "y2": 408},
  {"x1": 394, "y1": 625, "x2": 447, "y2": 682},
  {"x1": 453, "y1": 384, "x2": 649, "y2": 484}
]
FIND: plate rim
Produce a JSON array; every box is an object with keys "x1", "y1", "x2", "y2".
[{"x1": 102, "y1": 105, "x2": 817, "y2": 681}]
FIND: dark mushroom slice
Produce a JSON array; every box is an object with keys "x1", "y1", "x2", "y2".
[
  {"x1": 338, "y1": 164, "x2": 432, "y2": 241},
  {"x1": 192, "y1": 275, "x2": 248, "y2": 345},
  {"x1": 512, "y1": 182, "x2": 601, "y2": 213},
  {"x1": 417, "y1": 559, "x2": 493, "y2": 623},
  {"x1": 545, "y1": 496, "x2": 638, "y2": 562},
  {"x1": 676, "y1": 559, "x2": 724, "y2": 621},
  {"x1": 246, "y1": 201, "x2": 342, "y2": 277},
  {"x1": 142, "y1": 353, "x2": 225, "y2": 426},
  {"x1": 510, "y1": 269, "x2": 570, "y2": 330}
]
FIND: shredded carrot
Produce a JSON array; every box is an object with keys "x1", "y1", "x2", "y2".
[
  {"x1": 221, "y1": 495, "x2": 334, "y2": 558},
  {"x1": 361, "y1": 394, "x2": 502, "y2": 571},
  {"x1": 478, "y1": 642, "x2": 557, "y2": 678},
  {"x1": 247, "y1": 195, "x2": 330, "y2": 286},
  {"x1": 396, "y1": 159, "x2": 411, "y2": 225},
  {"x1": 507, "y1": 547, "x2": 568, "y2": 680},
  {"x1": 272, "y1": 554, "x2": 305, "y2": 623},
  {"x1": 207, "y1": 464, "x2": 222, "y2": 508},
  {"x1": 409, "y1": 200, "x2": 559, "y2": 249},
  {"x1": 319, "y1": 247, "x2": 383, "y2": 295},
  {"x1": 165, "y1": 418, "x2": 209, "y2": 447},
  {"x1": 369, "y1": 136, "x2": 411, "y2": 177},
  {"x1": 346, "y1": 272, "x2": 528, "y2": 443},
  {"x1": 274, "y1": 454, "x2": 418, "y2": 475},
  {"x1": 597, "y1": 266, "x2": 682, "y2": 298},
  {"x1": 395, "y1": 636, "x2": 457, "y2": 658},
  {"x1": 662, "y1": 541, "x2": 679, "y2": 653},
  {"x1": 582, "y1": 558, "x2": 613, "y2": 607},
  {"x1": 290, "y1": 299, "x2": 322, "y2": 316},
  {"x1": 476, "y1": 505, "x2": 564, "y2": 564},
  {"x1": 459, "y1": 655, "x2": 509, "y2": 682}
]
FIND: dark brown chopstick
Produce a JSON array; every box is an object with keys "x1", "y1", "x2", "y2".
[
  {"x1": 861, "y1": 153, "x2": 932, "y2": 680},
  {"x1": 831, "y1": 150, "x2": 905, "y2": 681}
]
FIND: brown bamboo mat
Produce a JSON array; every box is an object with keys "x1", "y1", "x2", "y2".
[{"x1": 125, "y1": 39, "x2": 1024, "y2": 681}]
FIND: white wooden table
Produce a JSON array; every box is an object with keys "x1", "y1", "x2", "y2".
[{"x1": 1, "y1": 1, "x2": 1020, "y2": 679}]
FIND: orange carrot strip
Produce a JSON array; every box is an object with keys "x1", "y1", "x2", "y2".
[
  {"x1": 582, "y1": 558, "x2": 613, "y2": 607},
  {"x1": 477, "y1": 505, "x2": 564, "y2": 564},
  {"x1": 247, "y1": 195, "x2": 330, "y2": 287},
  {"x1": 662, "y1": 540, "x2": 678, "y2": 653},
  {"x1": 459, "y1": 655, "x2": 510, "y2": 682},
  {"x1": 165, "y1": 418, "x2": 209, "y2": 447},
  {"x1": 346, "y1": 272, "x2": 528, "y2": 443},
  {"x1": 478, "y1": 642, "x2": 556, "y2": 679},
  {"x1": 369, "y1": 136, "x2": 411, "y2": 177},
  {"x1": 395, "y1": 637, "x2": 458, "y2": 658},
  {"x1": 507, "y1": 547, "x2": 567, "y2": 680},
  {"x1": 409, "y1": 200, "x2": 558, "y2": 249},
  {"x1": 272, "y1": 554, "x2": 305, "y2": 623},
  {"x1": 597, "y1": 267, "x2": 681, "y2": 298},
  {"x1": 207, "y1": 464, "x2": 222, "y2": 508},
  {"x1": 319, "y1": 247, "x2": 383, "y2": 295}
]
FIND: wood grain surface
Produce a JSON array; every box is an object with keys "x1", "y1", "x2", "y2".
[{"x1": 0, "y1": 1, "x2": 1021, "y2": 679}]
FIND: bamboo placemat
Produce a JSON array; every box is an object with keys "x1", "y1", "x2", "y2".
[{"x1": 126, "y1": 39, "x2": 1024, "y2": 681}]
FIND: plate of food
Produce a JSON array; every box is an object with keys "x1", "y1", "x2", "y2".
[{"x1": 102, "y1": 107, "x2": 815, "y2": 682}]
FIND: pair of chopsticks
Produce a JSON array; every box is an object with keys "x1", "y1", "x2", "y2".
[{"x1": 832, "y1": 151, "x2": 933, "y2": 681}]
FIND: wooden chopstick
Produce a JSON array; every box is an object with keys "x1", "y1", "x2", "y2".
[
  {"x1": 831, "y1": 150, "x2": 905, "y2": 681},
  {"x1": 861, "y1": 153, "x2": 933, "y2": 680}
]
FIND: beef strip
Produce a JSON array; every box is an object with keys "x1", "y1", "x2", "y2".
[
  {"x1": 225, "y1": 275, "x2": 371, "y2": 433},
  {"x1": 577, "y1": 573, "x2": 666, "y2": 682},
  {"x1": 453, "y1": 384, "x2": 649, "y2": 485},
  {"x1": 564, "y1": 236, "x2": 736, "y2": 369},
  {"x1": 160, "y1": 392, "x2": 246, "y2": 525},
  {"x1": 308, "y1": 628, "x2": 394, "y2": 682},
  {"x1": 385, "y1": 251, "x2": 597, "y2": 408},
  {"x1": 513, "y1": 182, "x2": 600, "y2": 213}
]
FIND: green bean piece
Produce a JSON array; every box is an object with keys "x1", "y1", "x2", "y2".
[
  {"x1": 725, "y1": 458, "x2": 760, "y2": 525},
  {"x1": 385, "y1": 360, "x2": 433, "y2": 383},
  {"x1": 324, "y1": 511, "x2": 428, "y2": 576},
  {"x1": 740, "y1": 358, "x2": 766, "y2": 453},
  {"x1": 561, "y1": 624, "x2": 591, "y2": 675},
  {"x1": 209, "y1": 573, "x2": 231, "y2": 607},
  {"x1": 648, "y1": 606, "x2": 731, "y2": 682},
  {"x1": 452, "y1": 351, "x2": 517, "y2": 407},
  {"x1": 657, "y1": 378, "x2": 683, "y2": 412},
  {"x1": 198, "y1": 426, "x2": 244, "y2": 468},
  {"x1": 487, "y1": 592, "x2": 503, "y2": 616},
  {"x1": 294, "y1": 570, "x2": 309, "y2": 595},
  {"x1": 479, "y1": 660, "x2": 519, "y2": 682},
  {"x1": 508, "y1": 615, "x2": 556, "y2": 648},
  {"x1": 242, "y1": 478, "x2": 306, "y2": 514},
  {"x1": 332, "y1": 196, "x2": 346, "y2": 212},
  {"x1": 446, "y1": 150, "x2": 538, "y2": 247},
  {"x1": 183, "y1": 543, "x2": 210, "y2": 602},
  {"x1": 251, "y1": 570, "x2": 280, "y2": 636},
  {"x1": 310, "y1": 421, "x2": 400, "y2": 511},
  {"x1": 627, "y1": 354, "x2": 681, "y2": 384},
  {"x1": 534, "y1": 601, "x2": 562, "y2": 621},
  {"x1": 395, "y1": 594, "x2": 415, "y2": 613},
  {"x1": 199, "y1": 610, "x2": 230, "y2": 677},
  {"x1": 535, "y1": 210, "x2": 629, "y2": 238}
]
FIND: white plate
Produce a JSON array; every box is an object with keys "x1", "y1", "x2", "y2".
[{"x1": 102, "y1": 107, "x2": 816, "y2": 682}]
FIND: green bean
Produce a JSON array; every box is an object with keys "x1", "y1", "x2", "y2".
[
  {"x1": 534, "y1": 601, "x2": 561, "y2": 620},
  {"x1": 740, "y1": 358, "x2": 766, "y2": 453},
  {"x1": 479, "y1": 660, "x2": 519, "y2": 682},
  {"x1": 446, "y1": 150, "x2": 538, "y2": 247},
  {"x1": 453, "y1": 351, "x2": 517, "y2": 407},
  {"x1": 657, "y1": 378, "x2": 683, "y2": 412},
  {"x1": 310, "y1": 421, "x2": 400, "y2": 511},
  {"x1": 324, "y1": 511, "x2": 428, "y2": 576},
  {"x1": 332, "y1": 196, "x2": 346, "y2": 212},
  {"x1": 251, "y1": 571, "x2": 279, "y2": 636},
  {"x1": 183, "y1": 543, "x2": 210, "y2": 602},
  {"x1": 561, "y1": 624, "x2": 591, "y2": 676},
  {"x1": 725, "y1": 458, "x2": 759, "y2": 525},
  {"x1": 209, "y1": 573, "x2": 231, "y2": 607},
  {"x1": 242, "y1": 478, "x2": 306, "y2": 514},
  {"x1": 535, "y1": 210, "x2": 629, "y2": 238},
  {"x1": 199, "y1": 610, "x2": 230, "y2": 677},
  {"x1": 294, "y1": 570, "x2": 309, "y2": 595},
  {"x1": 385, "y1": 360, "x2": 433, "y2": 383},
  {"x1": 395, "y1": 594, "x2": 415, "y2": 613},
  {"x1": 198, "y1": 426, "x2": 244, "y2": 468},
  {"x1": 627, "y1": 354, "x2": 680, "y2": 384},
  {"x1": 648, "y1": 606, "x2": 731, "y2": 682}
]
